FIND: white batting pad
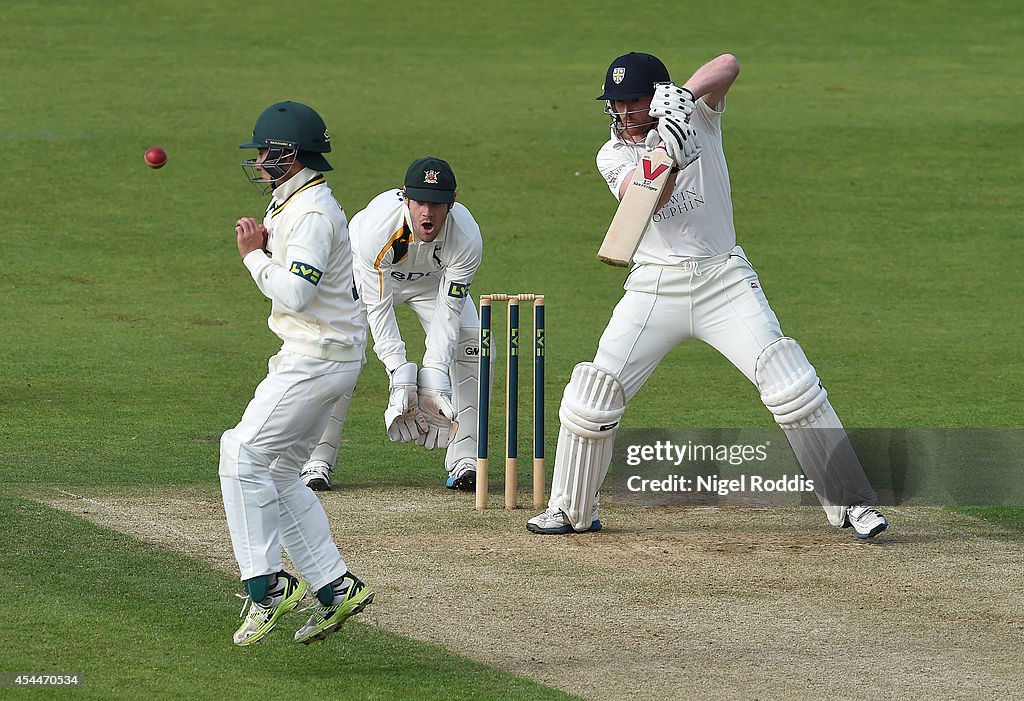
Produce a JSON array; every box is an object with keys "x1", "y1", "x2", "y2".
[
  {"x1": 755, "y1": 338, "x2": 878, "y2": 526},
  {"x1": 549, "y1": 363, "x2": 626, "y2": 531},
  {"x1": 447, "y1": 325, "x2": 483, "y2": 470},
  {"x1": 756, "y1": 337, "x2": 829, "y2": 426}
]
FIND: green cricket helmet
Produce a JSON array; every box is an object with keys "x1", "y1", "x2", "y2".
[{"x1": 240, "y1": 101, "x2": 332, "y2": 186}]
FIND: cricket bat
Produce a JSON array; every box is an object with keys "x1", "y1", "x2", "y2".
[{"x1": 597, "y1": 149, "x2": 675, "y2": 267}]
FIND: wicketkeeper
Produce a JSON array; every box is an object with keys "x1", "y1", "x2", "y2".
[{"x1": 299, "y1": 157, "x2": 486, "y2": 492}]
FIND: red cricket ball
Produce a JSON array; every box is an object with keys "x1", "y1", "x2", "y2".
[{"x1": 145, "y1": 146, "x2": 167, "y2": 169}]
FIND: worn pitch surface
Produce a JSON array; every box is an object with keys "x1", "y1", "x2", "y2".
[{"x1": 43, "y1": 487, "x2": 1024, "y2": 701}]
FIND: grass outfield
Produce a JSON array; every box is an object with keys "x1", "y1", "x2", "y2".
[
  {"x1": 2, "y1": 0, "x2": 1021, "y2": 697},
  {"x1": 3, "y1": 494, "x2": 574, "y2": 700}
]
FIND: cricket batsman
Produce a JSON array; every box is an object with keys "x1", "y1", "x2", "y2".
[
  {"x1": 527, "y1": 52, "x2": 889, "y2": 539},
  {"x1": 299, "y1": 157, "x2": 485, "y2": 492}
]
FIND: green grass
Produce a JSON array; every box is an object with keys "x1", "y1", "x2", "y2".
[
  {"x1": 1, "y1": 494, "x2": 574, "y2": 700},
  {"x1": 954, "y1": 507, "x2": 1024, "y2": 532},
  {"x1": 1, "y1": 0, "x2": 1022, "y2": 695}
]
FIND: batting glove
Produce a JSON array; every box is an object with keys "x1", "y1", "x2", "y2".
[
  {"x1": 649, "y1": 82, "x2": 696, "y2": 122},
  {"x1": 416, "y1": 367, "x2": 458, "y2": 450},
  {"x1": 384, "y1": 362, "x2": 427, "y2": 443},
  {"x1": 648, "y1": 117, "x2": 702, "y2": 170}
]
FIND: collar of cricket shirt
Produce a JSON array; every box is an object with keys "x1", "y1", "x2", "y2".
[{"x1": 269, "y1": 167, "x2": 326, "y2": 216}]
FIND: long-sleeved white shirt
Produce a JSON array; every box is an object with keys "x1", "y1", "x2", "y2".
[
  {"x1": 350, "y1": 189, "x2": 483, "y2": 372},
  {"x1": 242, "y1": 168, "x2": 366, "y2": 361}
]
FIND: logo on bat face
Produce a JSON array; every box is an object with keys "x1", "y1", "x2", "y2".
[
  {"x1": 612, "y1": 67, "x2": 625, "y2": 84},
  {"x1": 640, "y1": 157, "x2": 670, "y2": 182},
  {"x1": 424, "y1": 170, "x2": 439, "y2": 184}
]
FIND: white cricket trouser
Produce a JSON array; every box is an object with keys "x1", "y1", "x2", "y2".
[
  {"x1": 595, "y1": 247, "x2": 782, "y2": 398},
  {"x1": 570, "y1": 246, "x2": 872, "y2": 528},
  {"x1": 219, "y1": 351, "x2": 361, "y2": 593}
]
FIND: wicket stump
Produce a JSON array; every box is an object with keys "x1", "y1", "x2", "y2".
[{"x1": 476, "y1": 293, "x2": 545, "y2": 510}]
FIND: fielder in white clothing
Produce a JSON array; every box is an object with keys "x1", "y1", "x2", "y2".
[
  {"x1": 299, "y1": 157, "x2": 485, "y2": 492},
  {"x1": 221, "y1": 101, "x2": 374, "y2": 647},
  {"x1": 527, "y1": 53, "x2": 889, "y2": 539}
]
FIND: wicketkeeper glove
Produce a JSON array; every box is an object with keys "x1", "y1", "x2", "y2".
[
  {"x1": 415, "y1": 367, "x2": 458, "y2": 450},
  {"x1": 384, "y1": 362, "x2": 427, "y2": 443},
  {"x1": 649, "y1": 82, "x2": 696, "y2": 122}
]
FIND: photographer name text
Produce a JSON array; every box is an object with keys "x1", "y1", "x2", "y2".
[{"x1": 626, "y1": 474, "x2": 815, "y2": 496}]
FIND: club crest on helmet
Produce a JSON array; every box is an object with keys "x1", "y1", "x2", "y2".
[
  {"x1": 612, "y1": 67, "x2": 625, "y2": 84},
  {"x1": 424, "y1": 170, "x2": 440, "y2": 184}
]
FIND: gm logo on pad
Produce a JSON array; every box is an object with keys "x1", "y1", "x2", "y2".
[
  {"x1": 290, "y1": 261, "x2": 322, "y2": 285},
  {"x1": 448, "y1": 281, "x2": 470, "y2": 298}
]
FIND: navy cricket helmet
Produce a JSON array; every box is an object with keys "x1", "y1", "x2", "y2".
[{"x1": 596, "y1": 52, "x2": 670, "y2": 101}]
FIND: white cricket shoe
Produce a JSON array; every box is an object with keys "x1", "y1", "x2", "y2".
[
  {"x1": 526, "y1": 505, "x2": 602, "y2": 535},
  {"x1": 300, "y1": 460, "x2": 334, "y2": 491},
  {"x1": 845, "y1": 504, "x2": 888, "y2": 539},
  {"x1": 445, "y1": 458, "x2": 476, "y2": 491}
]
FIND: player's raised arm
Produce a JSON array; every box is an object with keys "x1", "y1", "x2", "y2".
[{"x1": 681, "y1": 53, "x2": 740, "y2": 111}]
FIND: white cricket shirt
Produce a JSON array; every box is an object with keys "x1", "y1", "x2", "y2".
[
  {"x1": 596, "y1": 99, "x2": 736, "y2": 262},
  {"x1": 350, "y1": 189, "x2": 483, "y2": 372},
  {"x1": 242, "y1": 167, "x2": 366, "y2": 361}
]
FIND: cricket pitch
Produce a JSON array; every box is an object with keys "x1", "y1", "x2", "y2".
[{"x1": 42, "y1": 486, "x2": 1024, "y2": 700}]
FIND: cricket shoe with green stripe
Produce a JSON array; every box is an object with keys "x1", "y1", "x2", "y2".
[
  {"x1": 294, "y1": 572, "x2": 375, "y2": 644},
  {"x1": 233, "y1": 571, "x2": 308, "y2": 646}
]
